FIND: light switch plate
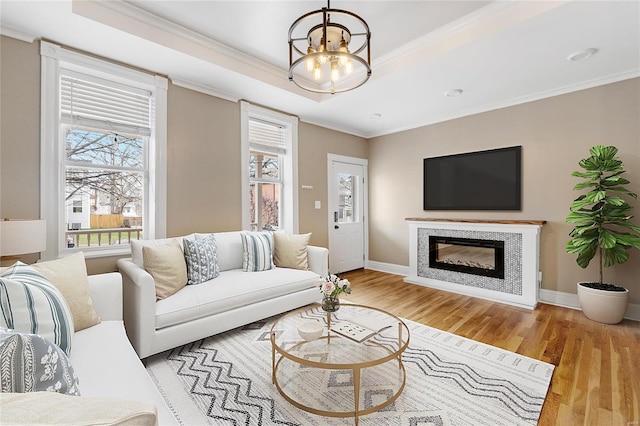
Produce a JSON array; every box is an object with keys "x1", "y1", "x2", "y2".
[{"x1": 314, "y1": 201, "x2": 321, "y2": 209}]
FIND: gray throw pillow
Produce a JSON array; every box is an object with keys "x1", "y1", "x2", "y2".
[
  {"x1": 0, "y1": 328, "x2": 80, "y2": 395},
  {"x1": 183, "y1": 235, "x2": 220, "y2": 285}
]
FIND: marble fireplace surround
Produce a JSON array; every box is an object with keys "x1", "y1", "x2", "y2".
[{"x1": 405, "y1": 218, "x2": 546, "y2": 309}]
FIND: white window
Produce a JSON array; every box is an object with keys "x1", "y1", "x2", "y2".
[
  {"x1": 40, "y1": 41, "x2": 167, "y2": 259},
  {"x1": 72, "y1": 200, "x2": 83, "y2": 214},
  {"x1": 241, "y1": 102, "x2": 298, "y2": 233}
]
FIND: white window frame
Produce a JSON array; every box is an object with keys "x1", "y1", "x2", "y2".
[
  {"x1": 250, "y1": 150, "x2": 283, "y2": 231},
  {"x1": 40, "y1": 41, "x2": 167, "y2": 260},
  {"x1": 240, "y1": 101, "x2": 299, "y2": 233}
]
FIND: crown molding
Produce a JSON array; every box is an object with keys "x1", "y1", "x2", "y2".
[
  {"x1": 298, "y1": 116, "x2": 368, "y2": 139},
  {"x1": 80, "y1": 0, "x2": 278, "y2": 74},
  {"x1": 0, "y1": 25, "x2": 38, "y2": 43},
  {"x1": 368, "y1": 70, "x2": 640, "y2": 139},
  {"x1": 73, "y1": 0, "x2": 321, "y2": 101},
  {"x1": 169, "y1": 77, "x2": 240, "y2": 103}
]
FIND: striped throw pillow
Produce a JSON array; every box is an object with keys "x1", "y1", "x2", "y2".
[
  {"x1": 0, "y1": 263, "x2": 74, "y2": 356},
  {"x1": 241, "y1": 232, "x2": 275, "y2": 272}
]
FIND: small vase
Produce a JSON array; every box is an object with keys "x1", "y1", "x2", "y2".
[{"x1": 321, "y1": 295, "x2": 340, "y2": 312}]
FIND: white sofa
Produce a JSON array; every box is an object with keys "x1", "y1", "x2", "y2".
[
  {"x1": 117, "y1": 231, "x2": 329, "y2": 358},
  {"x1": 0, "y1": 272, "x2": 177, "y2": 425}
]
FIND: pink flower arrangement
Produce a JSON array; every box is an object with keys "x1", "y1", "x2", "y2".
[{"x1": 319, "y1": 274, "x2": 351, "y2": 298}]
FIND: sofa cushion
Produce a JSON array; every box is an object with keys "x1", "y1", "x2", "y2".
[
  {"x1": 31, "y1": 252, "x2": 101, "y2": 331},
  {"x1": 0, "y1": 328, "x2": 80, "y2": 395},
  {"x1": 155, "y1": 268, "x2": 320, "y2": 329},
  {"x1": 0, "y1": 263, "x2": 74, "y2": 356},
  {"x1": 131, "y1": 234, "x2": 195, "y2": 268},
  {"x1": 273, "y1": 232, "x2": 311, "y2": 270},
  {"x1": 143, "y1": 240, "x2": 188, "y2": 300},
  {"x1": 241, "y1": 231, "x2": 275, "y2": 272},
  {"x1": 184, "y1": 235, "x2": 219, "y2": 285},
  {"x1": 0, "y1": 391, "x2": 157, "y2": 426},
  {"x1": 199, "y1": 231, "x2": 244, "y2": 272}
]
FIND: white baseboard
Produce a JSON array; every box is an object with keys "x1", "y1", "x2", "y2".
[
  {"x1": 365, "y1": 261, "x2": 640, "y2": 322},
  {"x1": 537, "y1": 289, "x2": 581, "y2": 310},
  {"x1": 365, "y1": 260, "x2": 410, "y2": 277}
]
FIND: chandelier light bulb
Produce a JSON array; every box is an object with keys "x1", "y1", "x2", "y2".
[
  {"x1": 330, "y1": 58, "x2": 340, "y2": 82},
  {"x1": 305, "y1": 45, "x2": 316, "y2": 72},
  {"x1": 313, "y1": 63, "x2": 322, "y2": 81},
  {"x1": 339, "y1": 34, "x2": 349, "y2": 66},
  {"x1": 306, "y1": 58, "x2": 315, "y2": 73},
  {"x1": 318, "y1": 41, "x2": 328, "y2": 65},
  {"x1": 345, "y1": 60, "x2": 353, "y2": 75}
]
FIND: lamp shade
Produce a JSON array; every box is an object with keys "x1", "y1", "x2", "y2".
[{"x1": 0, "y1": 219, "x2": 47, "y2": 256}]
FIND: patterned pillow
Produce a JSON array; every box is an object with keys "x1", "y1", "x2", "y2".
[
  {"x1": 240, "y1": 232, "x2": 275, "y2": 272},
  {"x1": 0, "y1": 263, "x2": 74, "y2": 356},
  {"x1": 183, "y1": 235, "x2": 219, "y2": 285},
  {"x1": 0, "y1": 328, "x2": 80, "y2": 395}
]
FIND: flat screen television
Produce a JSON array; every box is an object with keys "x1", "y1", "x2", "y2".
[{"x1": 423, "y1": 146, "x2": 522, "y2": 210}]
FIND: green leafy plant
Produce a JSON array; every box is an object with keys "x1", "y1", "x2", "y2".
[{"x1": 566, "y1": 145, "x2": 640, "y2": 286}]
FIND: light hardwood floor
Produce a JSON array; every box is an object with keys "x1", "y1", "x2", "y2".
[{"x1": 341, "y1": 269, "x2": 640, "y2": 426}]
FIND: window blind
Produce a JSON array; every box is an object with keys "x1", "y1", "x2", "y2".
[
  {"x1": 61, "y1": 70, "x2": 152, "y2": 136},
  {"x1": 249, "y1": 118, "x2": 286, "y2": 155}
]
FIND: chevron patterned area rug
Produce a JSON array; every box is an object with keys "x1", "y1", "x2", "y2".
[{"x1": 145, "y1": 311, "x2": 554, "y2": 425}]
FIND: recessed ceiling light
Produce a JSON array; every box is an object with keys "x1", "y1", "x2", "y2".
[
  {"x1": 567, "y1": 48, "x2": 598, "y2": 62},
  {"x1": 369, "y1": 113, "x2": 382, "y2": 119},
  {"x1": 444, "y1": 89, "x2": 463, "y2": 97}
]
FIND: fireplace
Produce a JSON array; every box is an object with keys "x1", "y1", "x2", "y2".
[
  {"x1": 429, "y1": 236, "x2": 505, "y2": 279},
  {"x1": 406, "y1": 219, "x2": 545, "y2": 309}
]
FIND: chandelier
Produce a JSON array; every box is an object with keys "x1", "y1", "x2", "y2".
[{"x1": 288, "y1": 1, "x2": 371, "y2": 95}]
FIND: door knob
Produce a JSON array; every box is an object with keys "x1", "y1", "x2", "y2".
[{"x1": 334, "y1": 225, "x2": 339, "y2": 229}]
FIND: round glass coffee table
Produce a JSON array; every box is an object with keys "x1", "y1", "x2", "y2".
[{"x1": 270, "y1": 303, "x2": 410, "y2": 424}]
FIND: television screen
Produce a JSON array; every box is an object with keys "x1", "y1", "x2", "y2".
[{"x1": 423, "y1": 146, "x2": 522, "y2": 210}]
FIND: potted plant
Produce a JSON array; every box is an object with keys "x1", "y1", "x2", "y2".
[{"x1": 566, "y1": 145, "x2": 640, "y2": 324}]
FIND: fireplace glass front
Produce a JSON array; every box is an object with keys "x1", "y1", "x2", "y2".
[{"x1": 428, "y1": 236, "x2": 505, "y2": 279}]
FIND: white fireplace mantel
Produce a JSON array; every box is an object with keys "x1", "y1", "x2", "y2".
[{"x1": 405, "y1": 218, "x2": 545, "y2": 310}]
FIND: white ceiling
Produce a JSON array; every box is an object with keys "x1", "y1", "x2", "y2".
[{"x1": 1, "y1": 1, "x2": 639, "y2": 138}]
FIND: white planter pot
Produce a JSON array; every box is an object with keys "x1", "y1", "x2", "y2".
[{"x1": 577, "y1": 283, "x2": 629, "y2": 324}]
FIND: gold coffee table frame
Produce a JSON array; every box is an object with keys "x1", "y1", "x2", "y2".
[{"x1": 270, "y1": 304, "x2": 410, "y2": 424}]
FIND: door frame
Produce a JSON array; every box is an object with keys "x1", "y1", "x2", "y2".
[{"x1": 327, "y1": 154, "x2": 369, "y2": 272}]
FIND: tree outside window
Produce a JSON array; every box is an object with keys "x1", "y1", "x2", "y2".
[
  {"x1": 64, "y1": 128, "x2": 145, "y2": 246},
  {"x1": 249, "y1": 151, "x2": 281, "y2": 231}
]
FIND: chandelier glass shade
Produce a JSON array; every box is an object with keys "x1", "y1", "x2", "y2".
[{"x1": 288, "y1": 1, "x2": 371, "y2": 94}]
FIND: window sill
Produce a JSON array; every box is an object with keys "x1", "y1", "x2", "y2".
[{"x1": 61, "y1": 247, "x2": 131, "y2": 259}]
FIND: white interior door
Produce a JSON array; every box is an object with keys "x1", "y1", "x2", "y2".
[{"x1": 328, "y1": 155, "x2": 367, "y2": 274}]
